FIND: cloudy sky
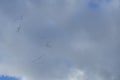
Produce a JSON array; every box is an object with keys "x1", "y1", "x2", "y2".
[{"x1": 0, "y1": 0, "x2": 120, "y2": 80}]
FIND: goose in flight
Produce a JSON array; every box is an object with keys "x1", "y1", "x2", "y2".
[
  {"x1": 16, "y1": 16, "x2": 23, "y2": 32},
  {"x1": 16, "y1": 26, "x2": 21, "y2": 32},
  {"x1": 45, "y1": 41, "x2": 52, "y2": 48},
  {"x1": 32, "y1": 54, "x2": 45, "y2": 64}
]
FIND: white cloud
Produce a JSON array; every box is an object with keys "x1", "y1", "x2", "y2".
[{"x1": 67, "y1": 69, "x2": 86, "y2": 80}]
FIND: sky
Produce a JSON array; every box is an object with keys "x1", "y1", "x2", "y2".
[
  {"x1": 0, "y1": 75, "x2": 19, "y2": 80},
  {"x1": 0, "y1": 0, "x2": 120, "y2": 80}
]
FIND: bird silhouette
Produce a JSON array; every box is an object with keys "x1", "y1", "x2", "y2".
[
  {"x1": 16, "y1": 15, "x2": 23, "y2": 32},
  {"x1": 16, "y1": 26, "x2": 21, "y2": 32},
  {"x1": 32, "y1": 55, "x2": 44, "y2": 64},
  {"x1": 45, "y1": 41, "x2": 52, "y2": 48}
]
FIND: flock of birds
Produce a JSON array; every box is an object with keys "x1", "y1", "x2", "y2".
[
  {"x1": 15, "y1": 16, "x2": 53, "y2": 64},
  {"x1": 16, "y1": 16, "x2": 52, "y2": 47}
]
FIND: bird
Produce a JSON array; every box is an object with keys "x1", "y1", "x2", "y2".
[
  {"x1": 16, "y1": 26, "x2": 21, "y2": 32},
  {"x1": 32, "y1": 55, "x2": 44, "y2": 64},
  {"x1": 45, "y1": 41, "x2": 52, "y2": 48},
  {"x1": 16, "y1": 15, "x2": 24, "y2": 32}
]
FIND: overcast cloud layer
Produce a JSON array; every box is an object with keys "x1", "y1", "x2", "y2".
[{"x1": 0, "y1": 0, "x2": 120, "y2": 80}]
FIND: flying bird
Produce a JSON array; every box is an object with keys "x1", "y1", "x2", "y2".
[
  {"x1": 32, "y1": 54, "x2": 45, "y2": 64},
  {"x1": 16, "y1": 26, "x2": 21, "y2": 32},
  {"x1": 16, "y1": 16, "x2": 24, "y2": 32},
  {"x1": 45, "y1": 41, "x2": 52, "y2": 48}
]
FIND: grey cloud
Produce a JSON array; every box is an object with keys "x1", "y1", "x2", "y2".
[{"x1": 0, "y1": 0, "x2": 120, "y2": 80}]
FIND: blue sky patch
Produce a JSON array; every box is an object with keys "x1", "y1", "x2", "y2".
[
  {"x1": 0, "y1": 75, "x2": 19, "y2": 80},
  {"x1": 88, "y1": 1, "x2": 99, "y2": 8}
]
